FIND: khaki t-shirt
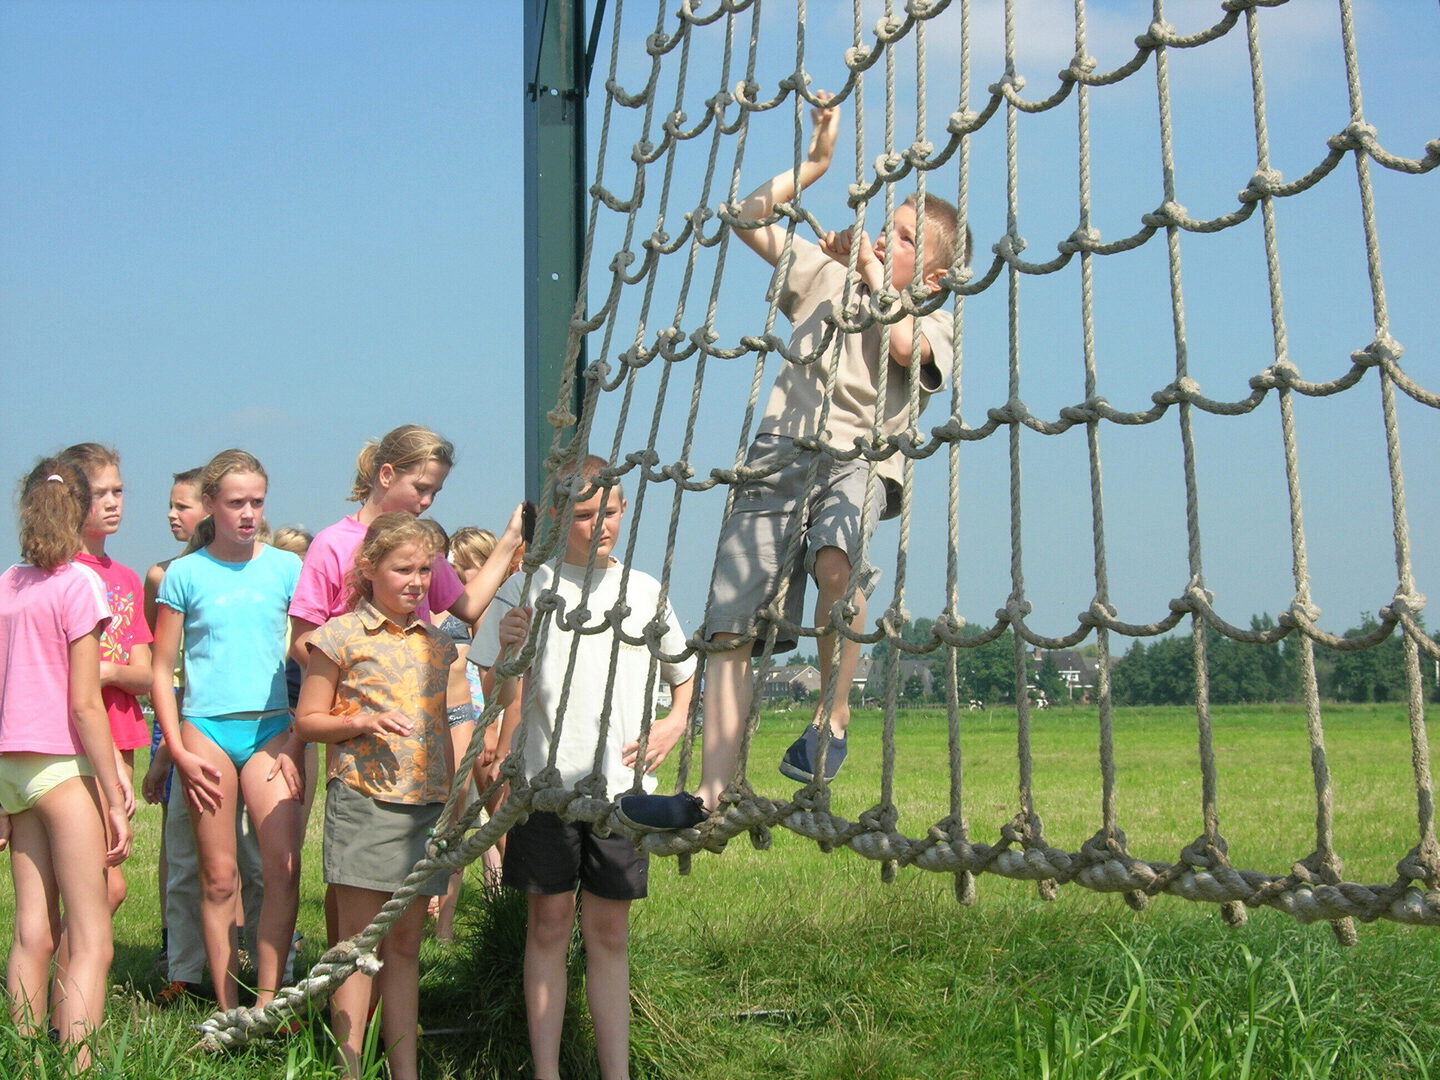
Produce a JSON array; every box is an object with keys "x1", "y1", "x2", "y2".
[{"x1": 757, "y1": 238, "x2": 955, "y2": 515}]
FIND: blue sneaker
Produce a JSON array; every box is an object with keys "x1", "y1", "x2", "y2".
[
  {"x1": 615, "y1": 791, "x2": 706, "y2": 833},
  {"x1": 779, "y1": 725, "x2": 847, "y2": 783}
]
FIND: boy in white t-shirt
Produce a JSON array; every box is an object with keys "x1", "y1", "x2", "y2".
[{"x1": 471, "y1": 455, "x2": 695, "y2": 1080}]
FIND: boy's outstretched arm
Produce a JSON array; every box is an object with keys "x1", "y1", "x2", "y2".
[{"x1": 733, "y1": 92, "x2": 839, "y2": 266}]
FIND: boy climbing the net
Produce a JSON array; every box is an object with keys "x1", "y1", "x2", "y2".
[{"x1": 619, "y1": 92, "x2": 969, "y2": 832}]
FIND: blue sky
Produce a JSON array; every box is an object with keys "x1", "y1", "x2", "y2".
[{"x1": 2, "y1": 1, "x2": 1435, "y2": 651}]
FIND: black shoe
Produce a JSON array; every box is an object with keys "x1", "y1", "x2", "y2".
[
  {"x1": 779, "y1": 725, "x2": 847, "y2": 783},
  {"x1": 615, "y1": 792, "x2": 706, "y2": 833}
]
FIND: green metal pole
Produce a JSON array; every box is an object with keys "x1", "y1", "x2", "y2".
[{"x1": 524, "y1": 0, "x2": 588, "y2": 503}]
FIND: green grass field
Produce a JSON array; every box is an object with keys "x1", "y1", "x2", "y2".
[{"x1": 3, "y1": 703, "x2": 1438, "y2": 1078}]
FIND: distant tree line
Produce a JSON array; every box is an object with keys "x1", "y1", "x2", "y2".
[
  {"x1": 1109, "y1": 612, "x2": 1437, "y2": 706},
  {"x1": 859, "y1": 613, "x2": 1437, "y2": 707}
]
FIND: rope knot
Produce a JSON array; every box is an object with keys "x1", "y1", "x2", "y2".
[
  {"x1": 994, "y1": 232, "x2": 1028, "y2": 258},
  {"x1": 644, "y1": 31, "x2": 671, "y2": 56},
  {"x1": 1351, "y1": 333, "x2": 1403, "y2": 370},
  {"x1": 1328, "y1": 120, "x2": 1377, "y2": 152},
  {"x1": 947, "y1": 109, "x2": 983, "y2": 136},
  {"x1": 1152, "y1": 376, "x2": 1199, "y2": 405},
  {"x1": 1058, "y1": 225, "x2": 1101, "y2": 254},
  {"x1": 1003, "y1": 597, "x2": 1033, "y2": 623},
  {"x1": 1239, "y1": 168, "x2": 1284, "y2": 203},
  {"x1": 731, "y1": 80, "x2": 759, "y2": 106},
  {"x1": 1059, "y1": 397, "x2": 1104, "y2": 423},
  {"x1": 1063, "y1": 53, "x2": 1098, "y2": 81},
  {"x1": 989, "y1": 72, "x2": 1026, "y2": 97},
  {"x1": 1141, "y1": 200, "x2": 1186, "y2": 229},
  {"x1": 844, "y1": 45, "x2": 872, "y2": 70},
  {"x1": 1136, "y1": 21, "x2": 1176, "y2": 49},
  {"x1": 987, "y1": 399, "x2": 1028, "y2": 425},
  {"x1": 874, "y1": 152, "x2": 906, "y2": 180},
  {"x1": 1383, "y1": 590, "x2": 1427, "y2": 622},
  {"x1": 1081, "y1": 599, "x2": 1118, "y2": 626}
]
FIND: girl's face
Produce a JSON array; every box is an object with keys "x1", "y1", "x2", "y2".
[
  {"x1": 203, "y1": 471, "x2": 267, "y2": 549},
  {"x1": 85, "y1": 464, "x2": 124, "y2": 539},
  {"x1": 376, "y1": 459, "x2": 449, "y2": 516},
  {"x1": 167, "y1": 481, "x2": 205, "y2": 542},
  {"x1": 364, "y1": 541, "x2": 433, "y2": 622}
]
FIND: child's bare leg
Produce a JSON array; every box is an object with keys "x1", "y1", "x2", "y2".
[
  {"x1": 51, "y1": 750, "x2": 131, "y2": 1010},
  {"x1": 7, "y1": 809, "x2": 61, "y2": 1036},
  {"x1": 186, "y1": 731, "x2": 243, "y2": 1009},
  {"x1": 12, "y1": 778, "x2": 115, "y2": 1069},
  {"x1": 524, "y1": 890, "x2": 577, "y2": 1080},
  {"x1": 330, "y1": 885, "x2": 386, "y2": 1079},
  {"x1": 698, "y1": 636, "x2": 751, "y2": 809},
  {"x1": 811, "y1": 545, "x2": 867, "y2": 737},
  {"x1": 375, "y1": 900, "x2": 427, "y2": 1080},
  {"x1": 239, "y1": 735, "x2": 301, "y2": 1008},
  {"x1": 579, "y1": 892, "x2": 633, "y2": 1080}
]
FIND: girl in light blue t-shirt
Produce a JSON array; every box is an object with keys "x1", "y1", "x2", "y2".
[{"x1": 150, "y1": 449, "x2": 303, "y2": 1016}]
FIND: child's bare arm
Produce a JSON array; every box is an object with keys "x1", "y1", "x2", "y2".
[
  {"x1": 734, "y1": 93, "x2": 839, "y2": 266},
  {"x1": 448, "y1": 503, "x2": 525, "y2": 624},
  {"x1": 622, "y1": 673, "x2": 695, "y2": 773},
  {"x1": 101, "y1": 640, "x2": 152, "y2": 695},
  {"x1": 818, "y1": 226, "x2": 935, "y2": 371},
  {"x1": 71, "y1": 627, "x2": 132, "y2": 864},
  {"x1": 295, "y1": 650, "x2": 416, "y2": 743},
  {"x1": 484, "y1": 605, "x2": 533, "y2": 711}
]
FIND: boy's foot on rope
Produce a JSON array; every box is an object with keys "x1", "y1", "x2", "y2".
[
  {"x1": 615, "y1": 791, "x2": 706, "y2": 833},
  {"x1": 779, "y1": 725, "x2": 847, "y2": 783}
]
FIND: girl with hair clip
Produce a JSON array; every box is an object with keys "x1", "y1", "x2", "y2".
[
  {"x1": 296, "y1": 513, "x2": 459, "y2": 1080},
  {"x1": 149, "y1": 449, "x2": 305, "y2": 1014},
  {"x1": 0, "y1": 460, "x2": 131, "y2": 1069},
  {"x1": 55, "y1": 443, "x2": 151, "y2": 918},
  {"x1": 289, "y1": 425, "x2": 523, "y2": 663}
]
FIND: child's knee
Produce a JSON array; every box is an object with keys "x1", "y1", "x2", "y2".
[
  {"x1": 527, "y1": 895, "x2": 576, "y2": 950},
  {"x1": 812, "y1": 546, "x2": 853, "y2": 593},
  {"x1": 200, "y1": 867, "x2": 240, "y2": 906},
  {"x1": 581, "y1": 900, "x2": 630, "y2": 956}
]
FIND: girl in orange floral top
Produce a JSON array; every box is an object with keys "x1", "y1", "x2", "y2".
[{"x1": 295, "y1": 513, "x2": 456, "y2": 1080}]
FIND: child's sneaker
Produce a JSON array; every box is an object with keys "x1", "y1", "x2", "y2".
[
  {"x1": 615, "y1": 792, "x2": 706, "y2": 833},
  {"x1": 779, "y1": 725, "x2": 847, "y2": 783}
]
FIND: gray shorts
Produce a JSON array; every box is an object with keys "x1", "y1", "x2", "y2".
[
  {"x1": 704, "y1": 434, "x2": 881, "y2": 654},
  {"x1": 323, "y1": 779, "x2": 449, "y2": 897}
]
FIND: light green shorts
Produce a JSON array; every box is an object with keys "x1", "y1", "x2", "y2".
[{"x1": 0, "y1": 753, "x2": 94, "y2": 813}]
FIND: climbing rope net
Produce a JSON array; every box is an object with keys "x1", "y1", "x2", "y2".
[{"x1": 204, "y1": 0, "x2": 1438, "y2": 1047}]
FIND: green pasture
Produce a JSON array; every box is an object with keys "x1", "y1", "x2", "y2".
[{"x1": 3, "y1": 703, "x2": 1438, "y2": 1078}]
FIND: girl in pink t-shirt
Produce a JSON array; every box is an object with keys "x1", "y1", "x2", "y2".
[
  {"x1": 0, "y1": 459, "x2": 132, "y2": 1070},
  {"x1": 56, "y1": 443, "x2": 152, "y2": 939}
]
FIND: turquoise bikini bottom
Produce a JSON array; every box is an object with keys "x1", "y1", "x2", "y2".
[{"x1": 185, "y1": 710, "x2": 292, "y2": 769}]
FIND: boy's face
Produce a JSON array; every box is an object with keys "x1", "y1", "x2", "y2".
[
  {"x1": 873, "y1": 204, "x2": 940, "y2": 292},
  {"x1": 562, "y1": 482, "x2": 625, "y2": 567},
  {"x1": 167, "y1": 481, "x2": 205, "y2": 542}
]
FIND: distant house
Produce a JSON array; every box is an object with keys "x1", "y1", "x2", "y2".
[
  {"x1": 1030, "y1": 648, "x2": 1100, "y2": 703},
  {"x1": 761, "y1": 664, "x2": 822, "y2": 703}
]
